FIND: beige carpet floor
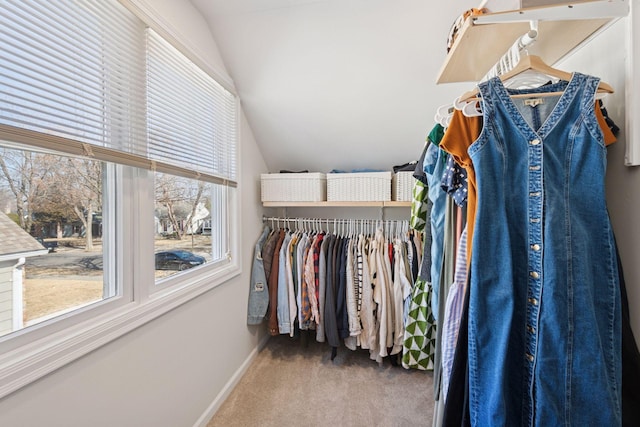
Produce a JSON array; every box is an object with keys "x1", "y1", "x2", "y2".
[{"x1": 207, "y1": 334, "x2": 434, "y2": 427}]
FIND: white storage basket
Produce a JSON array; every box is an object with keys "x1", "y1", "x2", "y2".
[
  {"x1": 392, "y1": 171, "x2": 415, "y2": 201},
  {"x1": 261, "y1": 173, "x2": 326, "y2": 202},
  {"x1": 326, "y1": 171, "x2": 392, "y2": 201}
]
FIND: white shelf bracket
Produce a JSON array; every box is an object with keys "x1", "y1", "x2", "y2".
[{"x1": 519, "y1": 20, "x2": 538, "y2": 51}]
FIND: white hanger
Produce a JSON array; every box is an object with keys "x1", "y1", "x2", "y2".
[
  {"x1": 434, "y1": 103, "x2": 454, "y2": 128},
  {"x1": 462, "y1": 99, "x2": 482, "y2": 117},
  {"x1": 452, "y1": 93, "x2": 482, "y2": 117}
]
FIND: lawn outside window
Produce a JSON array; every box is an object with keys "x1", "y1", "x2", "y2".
[{"x1": 0, "y1": 0, "x2": 239, "y2": 399}]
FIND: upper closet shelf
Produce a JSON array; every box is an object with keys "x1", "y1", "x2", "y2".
[{"x1": 436, "y1": 0, "x2": 629, "y2": 84}]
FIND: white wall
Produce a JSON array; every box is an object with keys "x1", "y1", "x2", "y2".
[
  {"x1": 558, "y1": 17, "x2": 640, "y2": 338},
  {"x1": 0, "y1": 2, "x2": 269, "y2": 426},
  {"x1": 194, "y1": 0, "x2": 479, "y2": 174},
  {"x1": 126, "y1": 0, "x2": 233, "y2": 88}
]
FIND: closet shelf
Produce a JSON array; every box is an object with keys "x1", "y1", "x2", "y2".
[
  {"x1": 262, "y1": 201, "x2": 411, "y2": 207},
  {"x1": 436, "y1": 0, "x2": 629, "y2": 84}
]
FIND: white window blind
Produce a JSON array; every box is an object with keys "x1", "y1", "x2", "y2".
[
  {"x1": 0, "y1": 0, "x2": 237, "y2": 187},
  {"x1": 0, "y1": 0, "x2": 146, "y2": 155},
  {"x1": 146, "y1": 30, "x2": 237, "y2": 185}
]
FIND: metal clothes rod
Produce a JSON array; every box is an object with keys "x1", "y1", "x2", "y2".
[
  {"x1": 261, "y1": 216, "x2": 411, "y2": 236},
  {"x1": 262, "y1": 216, "x2": 408, "y2": 225}
]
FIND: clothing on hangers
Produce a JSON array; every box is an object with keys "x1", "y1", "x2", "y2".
[
  {"x1": 424, "y1": 124, "x2": 447, "y2": 320},
  {"x1": 268, "y1": 230, "x2": 286, "y2": 336},
  {"x1": 251, "y1": 218, "x2": 431, "y2": 368},
  {"x1": 465, "y1": 72, "x2": 621, "y2": 425},
  {"x1": 425, "y1": 15, "x2": 633, "y2": 424},
  {"x1": 425, "y1": 57, "x2": 628, "y2": 425},
  {"x1": 247, "y1": 226, "x2": 271, "y2": 325},
  {"x1": 440, "y1": 226, "x2": 468, "y2": 401}
]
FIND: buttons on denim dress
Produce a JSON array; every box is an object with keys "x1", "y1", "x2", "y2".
[{"x1": 524, "y1": 134, "x2": 544, "y2": 417}]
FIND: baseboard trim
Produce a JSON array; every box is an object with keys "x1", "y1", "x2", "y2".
[{"x1": 193, "y1": 333, "x2": 271, "y2": 427}]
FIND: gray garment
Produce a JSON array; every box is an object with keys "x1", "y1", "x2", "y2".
[
  {"x1": 316, "y1": 234, "x2": 330, "y2": 342},
  {"x1": 247, "y1": 226, "x2": 271, "y2": 325},
  {"x1": 433, "y1": 196, "x2": 458, "y2": 418},
  {"x1": 418, "y1": 198, "x2": 433, "y2": 282},
  {"x1": 432, "y1": 395, "x2": 445, "y2": 427},
  {"x1": 277, "y1": 233, "x2": 292, "y2": 334},
  {"x1": 324, "y1": 235, "x2": 340, "y2": 348},
  {"x1": 261, "y1": 229, "x2": 278, "y2": 283}
]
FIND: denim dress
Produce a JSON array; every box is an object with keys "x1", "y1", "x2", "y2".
[{"x1": 467, "y1": 73, "x2": 621, "y2": 426}]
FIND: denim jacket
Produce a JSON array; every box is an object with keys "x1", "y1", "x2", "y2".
[{"x1": 247, "y1": 226, "x2": 271, "y2": 325}]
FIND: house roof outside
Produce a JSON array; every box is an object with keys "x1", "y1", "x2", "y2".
[{"x1": 0, "y1": 213, "x2": 48, "y2": 261}]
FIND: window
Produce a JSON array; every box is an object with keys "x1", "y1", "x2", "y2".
[
  {"x1": 153, "y1": 175, "x2": 232, "y2": 289},
  {"x1": 0, "y1": 147, "x2": 118, "y2": 337},
  {"x1": 145, "y1": 28, "x2": 236, "y2": 287},
  {"x1": 0, "y1": 0, "x2": 238, "y2": 397},
  {"x1": 154, "y1": 174, "x2": 224, "y2": 282}
]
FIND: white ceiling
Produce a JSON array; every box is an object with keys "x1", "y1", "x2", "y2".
[{"x1": 190, "y1": 0, "x2": 479, "y2": 172}]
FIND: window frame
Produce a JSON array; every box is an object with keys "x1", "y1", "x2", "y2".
[
  {"x1": 151, "y1": 173, "x2": 236, "y2": 294},
  {"x1": 0, "y1": 0, "x2": 241, "y2": 400},
  {"x1": 0, "y1": 156, "x2": 241, "y2": 402}
]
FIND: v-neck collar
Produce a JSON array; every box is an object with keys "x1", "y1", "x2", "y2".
[{"x1": 487, "y1": 73, "x2": 582, "y2": 140}]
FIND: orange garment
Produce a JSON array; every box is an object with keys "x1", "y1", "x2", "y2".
[
  {"x1": 596, "y1": 104, "x2": 617, "y2": 146},
  {"x1": 439, "y1": 102, "x2": 616, "y2": 265},
  {"x1": 439, "y1": 110, "x2": 481, "y2": 266}
]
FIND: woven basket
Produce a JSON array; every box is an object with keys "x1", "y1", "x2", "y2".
[
  {"x1": 326, "y1": 171, "x2": 392, "y2": 201},
  {"x1": 261, "y1": 173, "x2": 326, "y2": 202},
  {"x1": 392, "y1": 171, "x2": 415, "y2": 201}
]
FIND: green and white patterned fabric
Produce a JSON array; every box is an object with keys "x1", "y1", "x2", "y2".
[
  {"x1": 402, "y1": 278, "x2": 436, "y2": 370},
  {"x1": 410, "y1": 180, "x2": 429, "y2": 231}
]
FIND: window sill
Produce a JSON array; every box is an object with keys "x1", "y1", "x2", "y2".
[{"x1": 0, "y1": 262, "x2": 240, "y2": 400}]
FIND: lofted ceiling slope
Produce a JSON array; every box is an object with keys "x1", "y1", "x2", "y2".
[{"x1": 190, "y1": 0, "x2": 479, "y2": 173}]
